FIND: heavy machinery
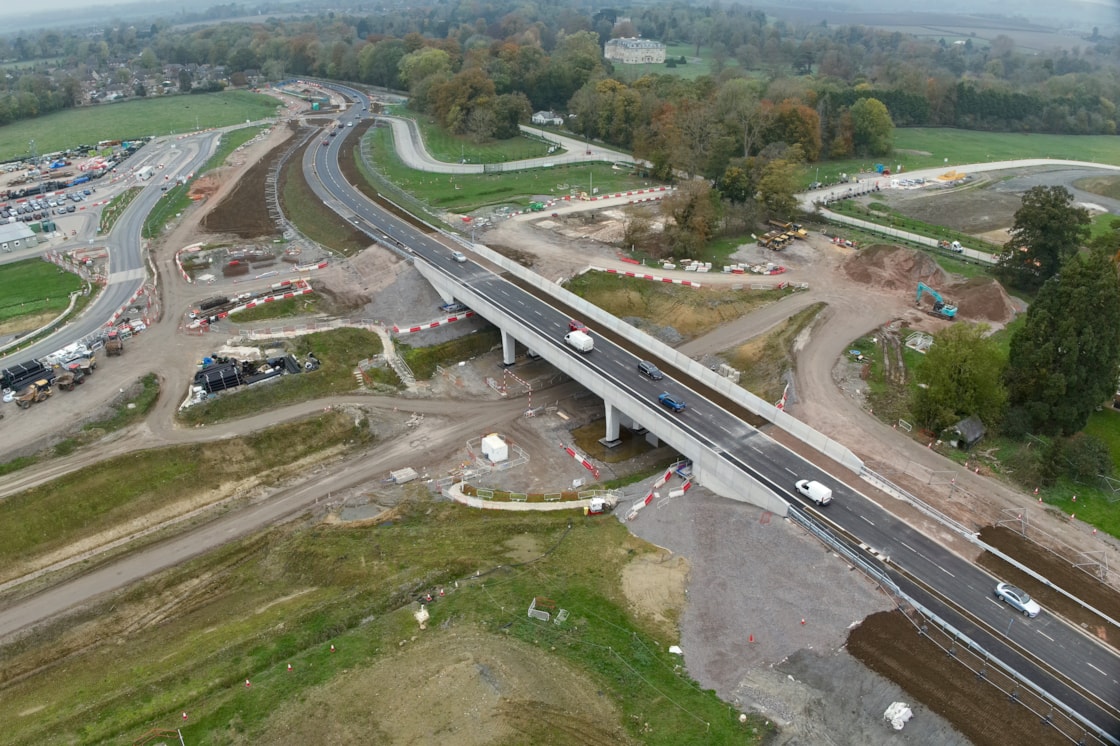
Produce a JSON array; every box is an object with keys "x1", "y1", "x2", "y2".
[
  {"x1": 15, "y1": 379, "x2": 53, "y2": 408},
  {"x1": 105, "y1": 335, "x2": 124, "y2": 356},
  {"x1": 55, "y1": 371, "x2": 78, "y2": 391},
  {"x1": 916, "y1": 282, "x2": 958, "y2": 319}
]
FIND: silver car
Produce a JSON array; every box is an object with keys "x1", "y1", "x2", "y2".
[{"x1": 995, "y1": 582, "x2": 1041, "y2": 618}]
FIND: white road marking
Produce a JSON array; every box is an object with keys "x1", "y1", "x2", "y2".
[
  {"x1": 750, "y1": 445, "x2": 762, "y2": 454},
  {"x1": 1088, "y1": 662, "x2": 1107, "y2": 677},
  {"x1": 936, "y1": 565, "x2": 955, "y2": 578},
  {"x1": 899, "y1": 541, "x2": 916, "y2": 553},
  {"x1": 784, "y1": 467, "x2": 797, "y2": 475},
  {"x1": 1036, "y1": 631, "x2": 1054, "y2": 642},
  {"x1": 859, "y1": 515, "x2": 875, "y2": 526},
  {"x1": 719, "y1": 425, "x2": 733, "y2": 434}
]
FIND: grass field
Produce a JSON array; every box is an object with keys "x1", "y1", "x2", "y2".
[
  {"x1": 405, "y1": 111, "x2": 553, "y2": 164},
  {"x1": 0, "y1": 496, "x2": 769, "y2": 744},
  {"x1": 0, "y1": 257, "x2": 84, "y2": 326},
  {"x1": 98, "y1": 187, "x2": 141, "y2": 234},
  {"x1": 0, "y1": 91, "x2": 280, "y2": 161},
  {"x1": 397, "y1": 326, "x2": 501, "y2": 379},
  {"x1": 229, "y1": 294, "x2": 322, "y2": 322},
  {"x1": 366, "y1": 126, "x2": 663, "y2": 213},
  {"x1": 829, "y1": 198, "x2": 1002, "y2": 254},
  {"x1": 811, "y1": 128, "x2": 1120, "y2": 187}
]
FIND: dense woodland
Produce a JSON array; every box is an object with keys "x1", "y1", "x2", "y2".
[{"x1": 0, "y1": 2, "x2": 1116, "y2": 148}]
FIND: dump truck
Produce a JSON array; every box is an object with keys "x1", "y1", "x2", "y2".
[
  {"x1": 564, "y1": 330, "x2": 594, "y2": 353},
  {"x1": 105, "y1": 334, "x2": 124, "y2": 356},
  {"x1": 15, "y1": 379, "x2": 52, "y2": 408},
  {"x1": 55, "y1": 370, "x2": 78, "y2": 391}
]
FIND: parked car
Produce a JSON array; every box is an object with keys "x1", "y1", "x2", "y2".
[
  {"x1": 995, "y1": 582, "x2": 1041, "y2": 618},
  {"x1": 638, "y1": 360, "x2": 663, "y2": 380},
  {"x1": 657, "y1": 392, "x2": 686, "y2": 412}
]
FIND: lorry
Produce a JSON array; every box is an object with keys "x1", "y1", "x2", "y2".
[
  {"x1": 564, "y1": 330, "x2": 594, "y2": 353},
  {"x1": 795, "y1": 479, "x2": 833, "y2": 505},
  {"x1": 136, "y1": 166, "x2": 154, "y2": 181},
  {"x1": 937, "y1": 240, "x2": 965, "y2": 254}
]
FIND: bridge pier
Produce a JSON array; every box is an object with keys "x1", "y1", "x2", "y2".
[
  {"x1": 600, "y1": 402, "x2": 622, "y2": 447},
  {"x1": 500, "y1": 329, "x2": 517, "y2": 367}
]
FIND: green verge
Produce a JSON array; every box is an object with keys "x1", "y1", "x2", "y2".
[
  {"x1": 365, "y1": 125, "x2": 663, "y2": 213},
  {"x1": 0, "y1": 501, "x2": 771, "y2": 745},
  {"x1": 724, "y1": 302, "x2": 827, "y2": 403},
  {"x1": 0, "y1": 258, "x2": 84, "y2": 325},
  {"x1": 828, "y1": 198, "x2": 1002, "y2": 255},
  {"x1": 0, "y1": 90, "x2": 280, "y2": 161},
  {"x1": 0, "y1": 412, "x2": 369, "y2": 577},
  {"x1": 279, "y1": 145, "x2": 369, "y2": 256},
  {"x1": 177, "y1": 328, "x2": 398, "y2": 426}
]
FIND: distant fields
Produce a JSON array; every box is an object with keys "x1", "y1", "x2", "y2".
[
  {"x1": 809, "y1": 128, "x2": 1120, "y2": 187},
  {"x1": 0, "y1": 91, "x2": 281, "y2": 161}
]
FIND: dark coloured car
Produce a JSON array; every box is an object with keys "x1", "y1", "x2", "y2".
[
  {"x1": 658, "y1": 392, "x2": 686, "y2": 412},
  {"x1": 638, "y1": 360, "x2": 663, "y2": 380}
]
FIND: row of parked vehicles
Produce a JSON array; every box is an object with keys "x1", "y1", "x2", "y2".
[
  {"x1": 1, "y1": 188, "x2": 92, "y2": 224},
  {"x1": 0, "y1": 331, "x2": 124, "y2": 411}
]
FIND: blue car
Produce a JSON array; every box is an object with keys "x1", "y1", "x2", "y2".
[{"x1": 658, "y1": 392, "x2": 686, "y2": 412}]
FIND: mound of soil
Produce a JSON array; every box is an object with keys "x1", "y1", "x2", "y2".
[
  {"x1": 188, "y1": 175, "x2": 220, "y2": 200},
  {"x1": 202, "y1": 124, "x2": 296, "y2": 238},
  {"x1": 842, "y1": 245, "x2": 946, "y2": 290},
  {"x1": 949, "y1": 276, "x2": 1017, "y2": 326}
]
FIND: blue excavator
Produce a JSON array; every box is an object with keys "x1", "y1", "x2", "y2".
[{"x1": 916, "y1": 282, "x2": 958, "y2": 319}]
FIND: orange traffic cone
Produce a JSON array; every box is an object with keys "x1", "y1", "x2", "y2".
[
  {"x1": 182, "y1": 712, "x2": 188, "y2": 721},
  {"x1": 800, "y1": 618, "x2": 806, "y2": 626},
  {"x1": 245, "y1": 679, "x2": 251, "y2": 688},
  {"x1": 748, "y1": 634, "x2": 755, "y2": 643},
  {"x1": 287, "y1": 663, "x2": 293, "y2": 672},
  {"x1": 330, "y1": 644, "x2": 336, "y2": 653}
]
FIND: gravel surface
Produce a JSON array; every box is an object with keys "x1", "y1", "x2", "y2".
[{"x1": 621, "y1": 485, "x2": 969, "y2": 744}]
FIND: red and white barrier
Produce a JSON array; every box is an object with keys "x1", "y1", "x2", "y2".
[
  {"x1": 392, "y1": 311, "x2": 476, "y2": 334},
  {"x1": 561, "y1": 443, "x2": 600, "y2": 479},
  {"x1": 294, "y1": 260, "x2": 329, "y2": 273},
  {"x1": 591, "y1": 266, "x2": 701, "y2": 288}
]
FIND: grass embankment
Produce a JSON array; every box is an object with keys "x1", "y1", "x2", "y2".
[
  {"x1": 397, "y1": 326, "x2": 501, "y2": 380},
  {"x1": 0, "y1": 499, "x2": 770, "y2": 745},
  {"x1": 177, "y1": 328, "x2": 398, "y2": 425},
  {"x1": 0, "y1": 90, "x2": 280, "y2": 160},
  {"x1": 229, "y1": 295, "x2": 321, "y2": 323},
  {"x1": 565, "y1": 271, "x2": 786, "y2": 341},
  {"x1": 0, "y1": 258, "x2": 84, "y2": 330},
  {"x1": 280, "y1": 145, "x2": 369, "y2": 256},
  {"x1": 52, "y1": 373, "x2": 161, "y2": 457},
  {"x1": 97, "y1": 187, "x2": 141, "y2": 234},
  {"x1": 366, "y1": 125, "x2": 662, "y2": 213},
  {"x1": 723, "y1": 302, "x2": 826, "y2": 403},
  {"x1": 0, "y1": 412, "x2": 368, "y2": 584}
]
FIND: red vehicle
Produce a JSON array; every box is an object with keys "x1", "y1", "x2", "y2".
[
  {"x1": 568, "y1": 319, "x2": 587, "y2": 332},
  {"x1": 321, "y1": 140, "x2": 329, "y2": 146}
]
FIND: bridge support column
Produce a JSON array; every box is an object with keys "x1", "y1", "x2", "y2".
[
  {"x1": 599, "y1": 402, "x2": 622, "y2": 447},
  {"x1": 500, "y1": 329, "x2": 517, "y2": 367}
]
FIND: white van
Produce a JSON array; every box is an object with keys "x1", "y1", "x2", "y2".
[{"x1": 795, "y1": 479, "x2": 833, "y2": 506}]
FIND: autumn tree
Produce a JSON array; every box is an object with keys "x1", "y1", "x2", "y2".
[
  {"x1": 848, "y1": 97, "x2": 893, "y2": 156},
  {"x1": 1005, "y1": 248, "x2": 1120, "y2": 435},
  {"x1": 911, "y1": 323, "x2": 1007, "y2": 432},
  {"x1": 661, "y1": 180, "x2": 721, "y2": 258},
  {"x1": 998, "y1": 186, "x2": 1090, "y2": 291},
  {"x1": 756, "y1": 145, "x2": 804, "y2": 219}
]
